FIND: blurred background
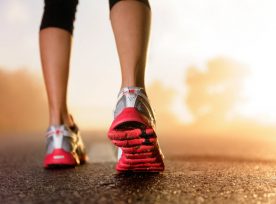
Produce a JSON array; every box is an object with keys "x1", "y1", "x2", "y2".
[{"x1": 1, "y1": 0, "x2": 276, "y2": 149}]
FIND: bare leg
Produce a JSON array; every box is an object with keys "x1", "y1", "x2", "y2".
[
  {"x1": 110, "y1": 0, "x2": 151, "y2": 89},
  {"x1": 108, "y1": 1, "x2": 165, "y2": 173},
  {"x1": 39, "y1": 28, "x2": 74, "y2": 126}
]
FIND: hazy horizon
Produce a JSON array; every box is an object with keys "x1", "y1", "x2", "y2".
[{"x1": 1, "y1": 0, "x2": 276, "y2": 137}]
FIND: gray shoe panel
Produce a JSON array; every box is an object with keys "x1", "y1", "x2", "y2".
[
  {"x1": 45, "y1": 124, "x2": 86, "y2": 155},
  {"x1": 113, "y1": 87, "x2": 156, "y2": 126}
]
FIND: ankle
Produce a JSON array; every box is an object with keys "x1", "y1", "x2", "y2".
[
  {"x1": 121, "y1": 78, "x2": 145, "y2": 89},
  {"x1": 49, "y1": 110, "x2": 74, "y2": 127}
]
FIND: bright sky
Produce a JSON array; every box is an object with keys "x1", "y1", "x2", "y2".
[{"x1": 1, "y1": 0, "x2": 276, "y2": 128}]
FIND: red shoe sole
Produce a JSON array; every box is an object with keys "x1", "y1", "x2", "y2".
[
  {"x1": 44, "y1": 149, "x2": 87, "y2": 169},
  {"x1": 108, "y1": 108, "x2": 165, "y2": 173}
]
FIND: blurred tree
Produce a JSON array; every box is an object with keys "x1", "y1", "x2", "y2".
[
  {"x1": 185, "y1": 57, "x2": 248, "y2": 127},
  {"x1": 148, "y1": 81, "x2": 179, "y2": 131},
  {"x1": 0, "y1": 68, "x2": 48, "y2": 133}
]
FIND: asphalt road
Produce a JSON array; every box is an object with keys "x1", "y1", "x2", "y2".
[{"x1": 1, "y1": 132, "x2": 276, "y2": 204}]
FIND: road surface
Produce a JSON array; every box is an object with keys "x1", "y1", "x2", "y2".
[{"x1": 1, "y1": 131, "x2": 276, "y2": 203}]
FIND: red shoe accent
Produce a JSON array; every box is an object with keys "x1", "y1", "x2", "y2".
[
  {"x1": 108, "y1": 107, "x2": 165, "y2": 173},
  {"x1": 121, "y1": 156, "x2": 157, "y2": 164},
  {"x1": 108, "y1": 128, "x2": 155, "y2": 140},
  {"x1": 44, "y1": 149, "x2": 79, "y2": 168},
  {"x1": 109, "y1": 108, "x2": 151, "y2": 130},
  {"x1": 116, "y1": 153, "x2": 164, "y2": 172},
  {"x1": 115, "y1": 147, "x2": 165, "y2": 172},
  {"x1": 112, "y1": 137, "x2": 157, "y2": 147},
  {"x1": 121, "y1": 145, "x2": 155, "y2": 154},
  {"x1": 125, "y1": 152, "x2": 153, "y2": 159}
]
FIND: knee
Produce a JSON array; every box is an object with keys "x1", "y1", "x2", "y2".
[
  {"x1": 40, "y1": 0, "x2": 79, "y2": 34},
  {"x1": 109, "y1": 0, "x2": 151, "y2": 10}
]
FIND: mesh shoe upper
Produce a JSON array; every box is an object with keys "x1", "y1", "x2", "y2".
[
  {"x1": 45, "y1": 124, "x2": 85, "y2": 155},
  {"x1": 113, "y1": 87, "x2": 156, "y2": 128}
]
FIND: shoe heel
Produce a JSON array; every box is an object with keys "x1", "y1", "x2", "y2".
[
  {"x1": 44, "y1": 149, "x2": 79, "y2": 168},
  {"x1": 109, "y1": 107, "x2": 150, "y2": 130}
]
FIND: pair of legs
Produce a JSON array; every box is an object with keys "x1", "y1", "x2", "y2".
[{"x1": 40, "y1": 0, "x2": 151, "y2": 127}]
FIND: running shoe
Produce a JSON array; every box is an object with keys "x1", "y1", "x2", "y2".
[
  {"x1": 44, "y1": 123, "x2": 88, "y2": 168},
  {"x1": 108, "y1": 87, "x2": 165, "y2": 172}
]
